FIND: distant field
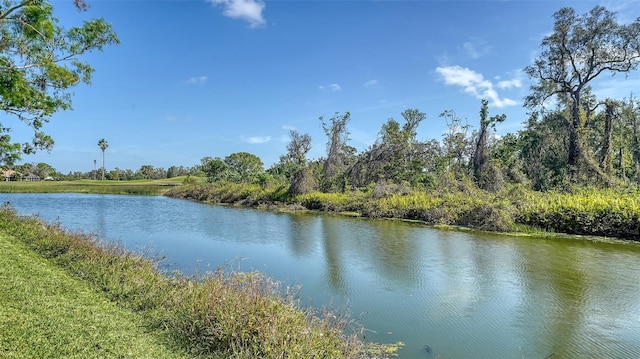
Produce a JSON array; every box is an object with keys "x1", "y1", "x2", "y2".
[{"x1": 0, "y1": 177, "x2": 203, "y2": 195}]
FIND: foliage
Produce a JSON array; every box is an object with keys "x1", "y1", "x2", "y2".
[
  {"x1": 288, "y1": 167, "x2": 316, "y2": 196},
  {"x1": 348, "y1": 109, "x2": 428, "y2": 187},
  {"x1": 320, "y1": 112, "x2": 356, "y2": 191},
  {"x1": 516, "y1": 187, "x2": 640, "y2": 239},
  {"x1": 168, "y1": 180, "x2": 640, "y2": 240},
  {"x1": 524, "y1": 5, "x2": 640, "y2": 180},
  {"x1": 473, "y1": 99, "x2": 505, "y2": 191},
  {"x1": 0, "y1": 0, "x2": 119, "y2": 164}
]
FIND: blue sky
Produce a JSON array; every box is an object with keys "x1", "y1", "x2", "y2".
[{"x1": 14, "y1": 0, "x2": 640, "y2": 174}]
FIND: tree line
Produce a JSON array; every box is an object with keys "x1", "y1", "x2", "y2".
[
  {"x1": 198, "y1": 5, "x2": 640, "y2": 194},
  {"x1": 1, "y1": 3, "x2": 639, "y2": 195}
]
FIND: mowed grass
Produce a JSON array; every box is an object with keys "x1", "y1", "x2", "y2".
[
  {"x1": 0, "y1": 177, "x2": 204, "y2": 195},
  {"x1": 0, "y1": 233, "x2": 190, "y2": 358}
]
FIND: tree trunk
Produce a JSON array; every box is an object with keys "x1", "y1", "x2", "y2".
[{"x1": 599, "y1": 101, "x2": 614, "y2": 173}]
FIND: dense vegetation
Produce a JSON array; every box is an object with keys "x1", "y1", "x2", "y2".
[
  {"x1": 163, "y1": 6, "x2": 640, "y2": 242},
  {"x1": 0, "y1": 206, "x2": 401, "y2": 358}
]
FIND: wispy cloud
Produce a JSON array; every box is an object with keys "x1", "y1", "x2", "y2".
[
  {"x1": 207, "y1": 0, "x2": 266, "y2": 28},
  {"x1": 282, "y1": 125, "x2": 296, "y2": 131},
  {"x1": 363, "y1": 79, "x2": 378, "y2": 88},
  {"x1": 496, "y1": 79, "x2": 522, "y2": 89},
  {"x1": 461, "y1": 37, "x2": 492, "y2": 59},
  {"x1": 318, "y1": 83, "x2": 342, "y2": 92},
  {"x1": 185, "y1": 76, "x2": 208, "y2": 85},
  {"x1": 435, "y1": 65, "x2": 518, "y2": 108},
  {"x1": 241, "y1": 135, "x2": 271, "y2": 144}
]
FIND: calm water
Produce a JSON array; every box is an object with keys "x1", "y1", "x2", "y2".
[{"x1": 2, "y1": 193, "x2": 640, "y2": 359}]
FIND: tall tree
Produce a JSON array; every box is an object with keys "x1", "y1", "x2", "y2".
[
  {"x1": 285, "y1": 130, "x2": 312, "y2": 167},
  {"x1": 319, "y1": 112, "x2": 353, "y2": 191},
  {"x1": 439, "y1": 109, "x2": 471, "y2": 172},
  {"x1": 97, "y1": 138, "x2": 107, "y2": 180},
  {"x1": 524, "y1": 5, "x2": 640, "y2": 181},
  {"x1": 473, "y1": 99, "x2": 505, "y2": 189},
  {"x1": 0, "y1": 0, "x2": 119, "y2": 164}
]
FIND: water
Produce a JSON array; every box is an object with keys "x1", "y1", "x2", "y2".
[{"x1": 2, "y1": 193, "x2": 640, "y2": 358}]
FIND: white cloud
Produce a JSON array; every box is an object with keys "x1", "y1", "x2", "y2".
[
  {"x1": 241, "y1": 135, "x2": 271, "y2": 144},
  {"x1": 435, "y1": 65, "x2": 518, "y2": 108},
  {"x1": 208, "y1": 0, "x2": 266, "y2": 28},
  {"x1": 363, "y1": 79, "x2": 378, "y2": 88},
  {"x1": 282, "y1": 125, "x2": 296, "y2": 131},
  {"x1": 462, "y1": 38, "x2": 492, "y2": 59},
  {"x1": 318, "y1": 83, "x2": 342, "y2": 92},
  {"x1": 185, "y1": 76, "x2": 208, "y2": 85},
  {"x1": 497, "y1": 79, "x2": 522, "y2": 89}
]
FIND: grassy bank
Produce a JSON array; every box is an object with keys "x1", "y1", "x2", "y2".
[
  {"x1": 165, "y1": 182, "x2": 640, "y2": 241},
  {"x1": 0, "y1": 232, "x2": 189, "y2": 358},
  {"x1": 0, "y1": 179, "x2": 188, "y2": 196},
  {"x1": 0, "y1": 206, "x2": 399, "y2": 358}
]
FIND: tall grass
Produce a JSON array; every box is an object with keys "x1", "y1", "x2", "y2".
[
  {"x1": 167, "y1": 181, "x2": 640, "y2": 241},
  {"x1": 0, "y1": 206, "x2": 399, "y2": 358}
]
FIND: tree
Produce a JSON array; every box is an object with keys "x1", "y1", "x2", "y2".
[
  {"x1": 473, "y1": 100, "x2": 505, "y2": 190},
  {"x1": 97, "y1": 138, "x2": 107, "y2": 180},
  {"x1": 137, "y1": 165, "x2": 154, "y2": 180},
  {"x1": 524, "y1": 5, "x2": 640, "y2": 181},
  {"x1": 348, "y1": 109, "x2": 427, "y2": 186},
  {"x1": 320, "y1": 112, "x2": 354, "y2": 191},
  {"x1": 0, "y1": 0, "x2": 119, "y2": 165},
  {"x1": 224, "y1": 152, "x2": 264, "y2": 181},
  {"x1": 440, "y1": 109, "x2": 471, "y2": 172},
  {"x1": 202, "y1": 157, "x2": 233, "y2": 183},
  {"x1": 33, "y1": 162, "x2": 55, "y2": 178},
  {"x1": 284, "y1": 130, "x2": 312, "y2": 167}
]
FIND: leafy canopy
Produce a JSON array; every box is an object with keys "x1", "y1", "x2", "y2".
[{"x1": 0, "y1": 0, "x2": 119, "y2": 165}]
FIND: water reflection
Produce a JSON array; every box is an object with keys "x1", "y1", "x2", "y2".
[{"x1": 2, "y1": 193, "x2": 640, "y2": 359}]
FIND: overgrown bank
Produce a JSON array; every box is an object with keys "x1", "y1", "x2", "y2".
[
  {"x1": 0, "y1": 206, "x2": 400, "y2": 358},
  {"x1": 165, "y1": 181, "x2": 640, "y2": 241}
]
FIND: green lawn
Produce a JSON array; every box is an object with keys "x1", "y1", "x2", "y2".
[
  {"x1": 0, "y1": 177, "x2": 206, "y2": 195},
  {"x1": 0, "y1": 233, "x2": 190, "y2": 359}
]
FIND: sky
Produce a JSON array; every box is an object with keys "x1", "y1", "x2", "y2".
[{"x1": 11, "y1": 0, "x2": 640, "y2": 174}]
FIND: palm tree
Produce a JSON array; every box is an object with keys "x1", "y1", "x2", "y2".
[{"x1": 98, "y1": 139, "x2": 108, "y2": 180}]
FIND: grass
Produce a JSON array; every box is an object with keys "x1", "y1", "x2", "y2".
[
  {"x1": 0, "y1": 178, "x2": 201, "y2": 195},
  {"x1": 0, "y1": 233, "x2": 189, "y2": 358},
  {"x1": 0, "y1": 206, "x2": 400, "y2": 358}
]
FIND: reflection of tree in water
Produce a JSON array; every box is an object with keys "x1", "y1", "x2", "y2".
[
  {"x1": 514, "y1": 238, "x2": 589, "y2": 358},
  {"x1": 320, "y1": 217, "x2": 347, "y2": 294},
  {"x1": 286, "y1": 213, "x2": 321, "y2": 258},
  {"x1": 367, "y1": 220, "x2": 422, "y2": 288},
  {"x1": 318, "y1": 216, "x2": 425, "y2": 292}
]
